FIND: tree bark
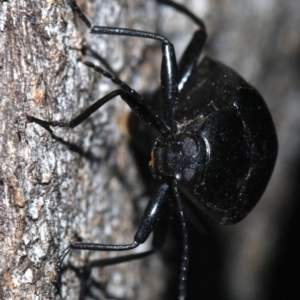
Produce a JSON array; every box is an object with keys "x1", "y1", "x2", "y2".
[{"x1": 0, "y1": 0, "x2": 164, "y2": 299}]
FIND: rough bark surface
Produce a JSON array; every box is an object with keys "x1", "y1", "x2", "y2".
[
  {"x1": 0, "y1": 0, "x2": 163, "y2": 299},
  {"x1": 1, "y1": 0, "x2": 300, "y2": 300}
]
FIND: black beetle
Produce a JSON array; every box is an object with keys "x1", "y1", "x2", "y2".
[{"x1": 27, "y1": 0, "x2": 277, "y2": 299}]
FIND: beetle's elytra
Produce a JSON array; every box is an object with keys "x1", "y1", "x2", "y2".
[
  {"x1": 26, "y1": 0, "x2": 277, "y2": 299},
  {"x1": 171, "y1": 57, "x2": 277, "y2": 225}
]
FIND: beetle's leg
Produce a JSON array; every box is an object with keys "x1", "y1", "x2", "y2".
[
  {"x1": 27, "y1": 88, "x2": 170, "y2": 136},
  {"x1": 78, "y1": 198, "x2": 170, "y2": 268},
  {"x1": 59, "y1": 251, "x2": 156, "y2": 299},
  {"x1": 177, "y1": 30, "x2": 206, "y2": 92},
  {"x1": 83, "y1": 61, "x2": 144, "y2": 106},
  {"x1": 156, "y1": 0, "x2": 207, "y2": 92},
  {"x1": 81, "y1": 44, "x2": 117, "y2": 76},
  {"x1": 172, "y1": 179, "x2": 189, "y2": 300},
  {"x1": 57, "y1": 182, "x2": 170, "y2": 274},
  {"x1": 59, "y1": 205, "x2": 170, "y2": 297},
  {"x1": 69, "y1": 0, "x2": 178, "y2": 134}
]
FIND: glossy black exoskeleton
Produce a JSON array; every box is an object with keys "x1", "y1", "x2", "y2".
[
  {"x1": 162, "y1": 56, "x2": 278, "y2": 225},
  {"x1": 26, "y1": 0, "x2": 277, "y2": 299}
]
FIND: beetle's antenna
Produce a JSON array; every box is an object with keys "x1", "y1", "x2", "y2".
[{"x1": 172, "y1": 179, "x2": 189, "y2": 300}]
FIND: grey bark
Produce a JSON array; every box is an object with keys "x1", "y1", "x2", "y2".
[{"x1": 0, "y1": 0, "x2": 164, "y2": 299}]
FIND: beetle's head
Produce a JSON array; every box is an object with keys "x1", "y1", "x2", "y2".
[{"x1": 150, "y1": 134, "x2": 206, "y2": 186}]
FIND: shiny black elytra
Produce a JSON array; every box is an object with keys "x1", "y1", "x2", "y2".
[{"x1": 27, "y1": 0, "x2": 278, "y2": 299}]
